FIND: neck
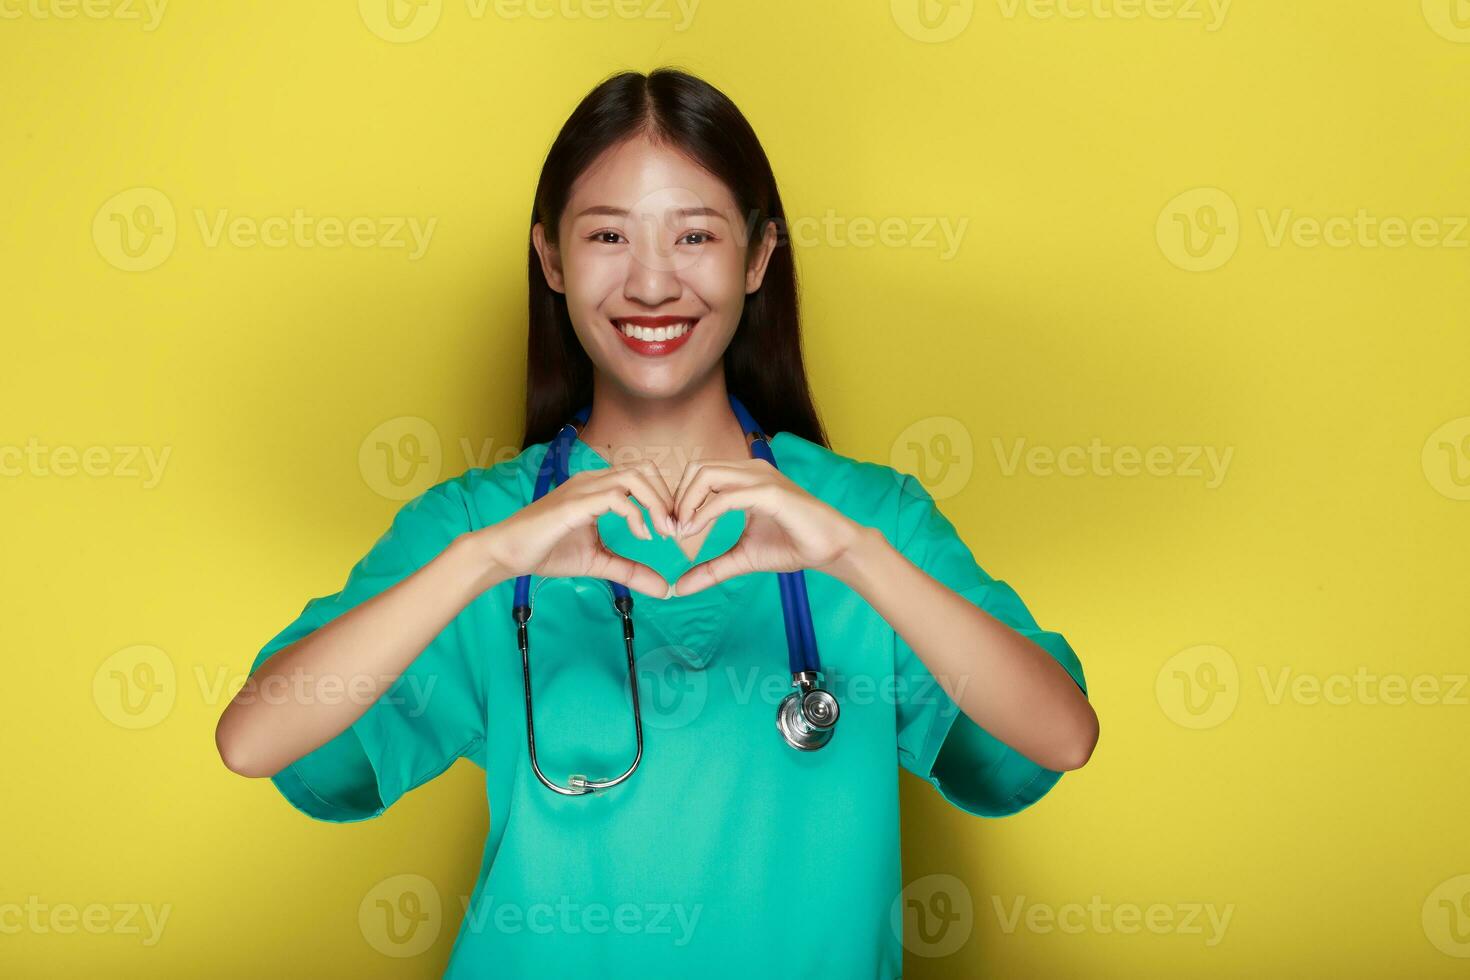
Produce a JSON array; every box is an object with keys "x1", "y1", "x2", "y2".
[{"x1": 577, "y1": 372, "x2": 751, "y2": 484}]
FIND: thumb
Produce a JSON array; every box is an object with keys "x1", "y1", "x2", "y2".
[
  {"x1": 598, "y1": 551, "x2": 672, "y2": 599},
  {"x1": 671, "y1": 548, "x2": 746, "y2": 598}
]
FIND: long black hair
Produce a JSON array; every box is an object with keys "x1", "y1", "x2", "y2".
[{"x1": 520, "y1": 67, "x2": 828, "y2": 450}]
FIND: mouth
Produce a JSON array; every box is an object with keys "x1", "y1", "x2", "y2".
[{"x1": 609, "y1": 315, "x2": 701, "y2": 357}]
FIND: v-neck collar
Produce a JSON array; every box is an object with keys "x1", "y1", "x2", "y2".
[{"x1": 557, "y1": 433, "x2": 774, "y2": 669}]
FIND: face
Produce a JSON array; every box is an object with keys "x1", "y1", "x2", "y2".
[{"x1": 531, "y1": 133, "x2": 778, "y2": 400}]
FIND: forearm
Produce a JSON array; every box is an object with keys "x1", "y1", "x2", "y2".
[
  {"x1": 826, "y1": 525, "x2": 1098, "y2": 772},
  {"x1": 215, "y1": 532, "x2": 506, "y2": 779}
]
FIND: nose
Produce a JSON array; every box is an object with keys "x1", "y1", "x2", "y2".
[{"x1": 621, "y1": 219, "x2": 683, "y2": 307}]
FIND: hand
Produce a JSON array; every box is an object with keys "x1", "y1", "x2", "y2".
[
  {"x1": 668, "y1": 457, "x2": 863, "y2": 597},
  {"x1": 475, "y1": 460, "x2": 679, "y2": 599}
]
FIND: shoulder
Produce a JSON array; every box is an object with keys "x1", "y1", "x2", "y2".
[
  {"x1": 769, "y1": 431, "x2": 923, "y2": 535},
  {"x1": 393, "y1": 441, "x2": 551, "y2": 533}
]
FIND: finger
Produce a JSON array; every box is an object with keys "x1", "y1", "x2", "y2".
[
  {"x1": 589, "y1": 487, "x2": 654, "y2": 541},
  {"x1": 625, "y1": 460, "x2": 678, "y2": 534},
  {"x1": 595, "y1": 550, "x2": 671, "y2": 599},
  {"x1": 670, "y1": 457, "x2": 703, "y2": 523},
  {"x1": 683, "y1": 484, "x2": 777, "y2": 537},
  {"x1": 674, "y1": 462, "x2": 764, "y2": 529},
  {"x1": 671, "y1": 546, "x2": 753, "y2": 597},
  {"x1": 591, "y1": 467, "x2": 676, "y2": 538}
]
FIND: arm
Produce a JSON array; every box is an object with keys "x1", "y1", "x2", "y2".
[
  {"x1": 214, "y1": 533, "x2": 506, "y2": 779},
  {"x1": 827, "y1": 524, "x2": 1099, "y2": 773}
]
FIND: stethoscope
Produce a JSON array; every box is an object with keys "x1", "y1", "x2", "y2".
[{"x1": 511, "y1": 392, "x2": 840, "y2": 796}]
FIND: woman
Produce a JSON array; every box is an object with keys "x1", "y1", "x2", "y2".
[{"x1": 216, "y1": 67, "x2": 1098, "y2": 977}]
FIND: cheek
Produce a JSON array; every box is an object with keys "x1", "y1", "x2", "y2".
[
  {"x1": 687, "y1": 248, "x2": 752, "y2": 309},
  {"x1": 561, "y1": 246, "x2": 621, "y2": 305}
]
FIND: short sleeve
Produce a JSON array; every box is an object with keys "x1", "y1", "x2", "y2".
[
  {"x1": 247, "y1": 483, "x2": 488, "y2": 823},
  {"x1": 890, "y1": 474, "x2": 1088, "y2": 818}
]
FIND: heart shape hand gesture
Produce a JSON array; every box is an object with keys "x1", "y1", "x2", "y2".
[{"x1": 474, "y1": 456, "x2": 863, "y2": 599}]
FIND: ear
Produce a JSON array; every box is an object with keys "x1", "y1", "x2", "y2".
[
  {"x1": 744, "y1": 218, "x2": 779, "y2": 294},
  {"x1": 531, "y1": 221, "x2": 565, "y2": 294}
]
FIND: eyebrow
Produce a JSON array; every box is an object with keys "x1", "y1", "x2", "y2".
[{"x1": 572, "y1": 205, "x2": 729, "y2": 222}]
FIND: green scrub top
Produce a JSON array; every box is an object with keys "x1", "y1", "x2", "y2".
[{"x1": 250, "y1": 429, "x2": 1088, "y2": 978}]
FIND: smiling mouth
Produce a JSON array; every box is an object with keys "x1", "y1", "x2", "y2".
[{"x1": 609, "y1": 316, "x2": 701, "y2": 356}]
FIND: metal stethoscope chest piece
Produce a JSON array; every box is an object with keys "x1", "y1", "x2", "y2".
[{"x1": 511, "y1": 392, "x2": 839, "y2": 796}]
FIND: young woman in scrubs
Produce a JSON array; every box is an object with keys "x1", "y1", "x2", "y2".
[{"x1": 216, "y1": 67, "x2": 1098, "y2": 978}]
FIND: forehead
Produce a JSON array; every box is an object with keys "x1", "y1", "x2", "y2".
[{"x1": 565, "y1": 134, "x2": 739, "y2": 219}]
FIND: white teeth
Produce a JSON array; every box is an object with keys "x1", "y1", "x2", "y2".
[{"x1": 616, "y1": 320, "x2": 695, "y2": 342}]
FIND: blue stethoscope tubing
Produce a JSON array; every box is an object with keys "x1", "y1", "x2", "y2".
[{"x1": 511, "y1": 393, "x2": 839, "y2": 797}]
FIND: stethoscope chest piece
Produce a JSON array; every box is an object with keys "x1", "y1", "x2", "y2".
[{"x1": 776, "y1": 670, "x2": 840, "y2": 751}]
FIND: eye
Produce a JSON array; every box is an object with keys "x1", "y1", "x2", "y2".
[
  {"x1": 587, "y1": 230, "x2": 626, "y2": 245},
  {"x1": 679, "y1": 230, "x2": 715, "y2": 246}
]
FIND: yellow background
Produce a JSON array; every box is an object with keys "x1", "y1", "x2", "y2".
[{"x1": 3, "y1": 1, "x2": 1468, "y2": 976}]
